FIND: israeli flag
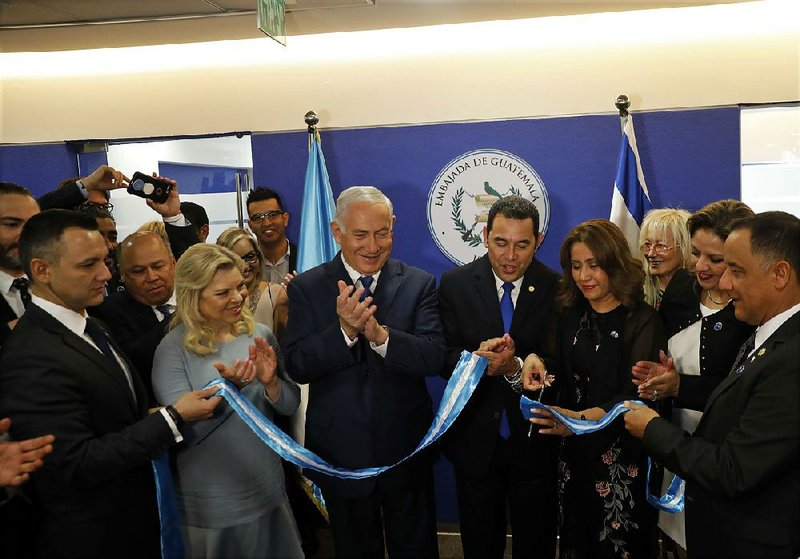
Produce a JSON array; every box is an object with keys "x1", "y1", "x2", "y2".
[{"x1": 610, "y1": 114, "x2": 652, "y2": 251}]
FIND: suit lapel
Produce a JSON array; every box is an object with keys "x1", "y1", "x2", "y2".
[
  {"x1": 30, "y1": 306, "x2": 139, "y2": 414},
  {"x1": 372, "y1": 259, "x2": 403, "y2": 323},
  {"x1": 704, "y1": 312, "x2": 800, "y2": 413},
  {"x1": 511, "y1": 260, "x2": 546, "y2": 335},
  {"x1": 475, "y1": 256, "x2": 505, "y2": 334}
]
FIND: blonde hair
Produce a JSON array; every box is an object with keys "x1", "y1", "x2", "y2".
[
  {"x1": 171, "y1": 243, "x2": 255, "y2": 356},
  {"x1": 639, "y1": 208, "x2": 692, "y2": 307},
  {"x1": 137, "y1": 220, "x2": 170, "y2": 248},
  {"x1": 215, "y1": 227, "x2": 263, "y2": 292}
]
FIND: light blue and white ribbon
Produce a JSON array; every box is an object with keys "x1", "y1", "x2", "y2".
[
  {"x1": 152, "y1": 453, "x2": 185, "y2": 559},
  {"x1": 519, "y1": 396, "x2": 685, "y2": 512},
  {"x1": 203, "y1": 350, "x2": 487, "y2": 479}
]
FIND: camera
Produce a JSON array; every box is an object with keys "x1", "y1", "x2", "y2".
[{"x1": 127, "y1": 172, "x2": 173, "y2": 204}]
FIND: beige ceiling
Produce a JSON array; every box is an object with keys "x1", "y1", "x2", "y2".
[{"x1": 0, "y1": 0, "x2": 755, "y2": 53}]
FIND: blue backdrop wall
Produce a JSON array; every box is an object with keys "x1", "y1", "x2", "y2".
[
  {"x1": 252, "y1": 107, "x2": 740, "y2": 277},
  {"x1": 251, "y1": 106, "x2": 740, "y2": 523}
]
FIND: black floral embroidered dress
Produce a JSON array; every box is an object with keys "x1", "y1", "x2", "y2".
[{"x1": 553, "y1": 302, "x2": 665, "y2": 558}]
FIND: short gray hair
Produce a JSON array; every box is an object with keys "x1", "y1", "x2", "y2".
[{"x1": 335, "y1": 186, "x2": 394, "y2": 231}]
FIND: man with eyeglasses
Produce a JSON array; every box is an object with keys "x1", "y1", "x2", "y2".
[
  {"x1": 246, "y1": 187, "x2": 297, "y2": 284},
  {"x1": 39, "y1": 165, "x2": 199, "y2": 261}
]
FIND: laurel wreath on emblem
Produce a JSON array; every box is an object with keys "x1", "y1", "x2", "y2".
[{"x1": 450, "y1": 188, "x2": 484, "y2": 247}]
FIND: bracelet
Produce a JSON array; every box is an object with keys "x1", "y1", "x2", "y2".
[
  {"x1": 503, "y1": 357, "x2": 524, "y2": 393},
  {"x1": 165, "y1": 405, "x2": 184, "y2": 429}
]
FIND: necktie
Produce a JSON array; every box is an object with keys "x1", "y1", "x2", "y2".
[
  {"x1": 500, "y1": 282, "x2": 514, "y2": 333},
  {"x1": 156, "y1": 304, "x2": 173, "y2": 320},
  {"x1": 84, "y1": 318, "x2": 119, "y2": 364},
  {"x1": 359, "y1": 276, "x2": 374, "y2": 302},
  {"x1": 11, "y1": 277, "x2": 31, "y2": 309},
  {"x1": 498, "y1": 282, "x2": 515, "y2": 439},
  {"x1": 729, "y1": 332, "x2": 756, "y2": 375}
]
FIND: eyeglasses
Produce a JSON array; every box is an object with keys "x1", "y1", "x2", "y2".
[
  {"x1": 249, "y1": 210, "x2": 285, "y2": 223},
  {"x1": 640, "y1": 242, "x2": 676, "y2": 256},
  {"x1": 240, "y1": 250, "x2": 260, "y2": 263},
  {"x1": 79, "y1": 201, "x2": 114, "y2": 213}
]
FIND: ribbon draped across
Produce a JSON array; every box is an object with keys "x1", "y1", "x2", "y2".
[
  {"x1": 519, "y1": 396, "x2": 685, "y2": 513},
  {"x1": 202, "y1": 351, "x2": 487, "y2": 479}
]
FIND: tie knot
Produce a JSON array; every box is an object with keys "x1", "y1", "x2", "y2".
[
  {"x1": 502, "y1": 282, "x2": 514, "y2": 295},
  {"x1": 156, "y1": 304, "x2": 174, "y2": 319},
  {"x1": 359, "y1": 276, "x2": 374, "y2": 291},
  {"x1": 11, "y1": 277, "x2": 29, "y2": 291}
]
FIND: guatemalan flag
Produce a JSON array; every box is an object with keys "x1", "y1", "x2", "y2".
[{"x1": 610, "y1": 114, "x2": 652, "y2": 251}]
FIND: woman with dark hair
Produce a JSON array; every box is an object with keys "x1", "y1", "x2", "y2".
[
  {"x1": 633, "y1": 199, "x2": 755, "y2": 556},
  {"x1": 523, "y1": 219, "x2": 666, "y2": 558}
]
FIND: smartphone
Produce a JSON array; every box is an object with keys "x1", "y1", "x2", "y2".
[{"x1": 127, "y1": 172, "x2": 173, "y2": 204}]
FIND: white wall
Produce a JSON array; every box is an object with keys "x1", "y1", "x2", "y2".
[{"x1": 1, "y1": 1, "x2": 798, "y2": 144}]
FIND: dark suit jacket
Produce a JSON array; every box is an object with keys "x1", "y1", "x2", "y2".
[
  {"x1": 38, "y1": 182, "x2": 198, "y2": 260},
  {"x1": 438, "y1": 255, "x2": 561, "y2": 479},
  {"x1": 0, "y1": 304, "x2": 176, "y2": 559},
  {"x1": 644, "y1": 311, "x2": 800, "y2": 558},
  {"x1": 289, "y1": 241, "x2": 298, "y2": 274},
  {"x1": 89, "y1": 290, "x2": 170, "y2": 407},
  {"x1": 281, "y1": 255, "x2": 446, "y2": 498},
  {"x1": 0, "y1": 294, "x2": 18, "y2": 348}
]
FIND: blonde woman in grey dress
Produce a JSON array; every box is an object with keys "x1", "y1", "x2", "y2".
[
  {"x1": 216, "y1": 227, "x2": 288, "y2": 339},
  {"x1": 152, "y1": 243, "x2": 303, "y2": 559}
]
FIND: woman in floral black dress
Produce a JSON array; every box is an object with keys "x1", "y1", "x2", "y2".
[{"x1": 523, "y1": 219, "x2": 666, "y2": 558}]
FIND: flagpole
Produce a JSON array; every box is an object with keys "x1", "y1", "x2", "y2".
[
  {"x1": 305, "y1": 110, "x2": 319, "y2": 149},
  {"x1": 615, "y1": 94, "x2": 630, "y2": 132}
]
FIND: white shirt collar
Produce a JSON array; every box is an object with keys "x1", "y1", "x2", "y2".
[
  {"x1": 30, "y1": 294, "x2": 88, "y2": 339},
  {"x1": 0, "y1": 269, "x2": 24, "y2": 296},
  {"x1": 492, "y1": 270, "x2": 525, "y2": 307},
  {"x1": 340, "y1": 254, "x2": 382, "y2": 290},
  {"x1": 754, "y1": 301, "x2": 800, "y2": 351}
]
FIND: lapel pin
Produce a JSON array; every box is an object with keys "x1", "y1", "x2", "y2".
[
  {"x1": 757, "y1": 348, "x2": 766, "y2": 357},
  {"x1": 610, "y1": 330, "x2": 619, "y2": 338},
  {"x1": 714, "y1": 322, "x2": 722, "y2": 331},
  {"x1": 528, "y1": 286, "x2": 535, "y2": 292}
]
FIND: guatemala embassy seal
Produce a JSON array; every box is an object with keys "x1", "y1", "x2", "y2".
[{"x1": 426, "y1": 148, "x2": 550, "y2": 265}]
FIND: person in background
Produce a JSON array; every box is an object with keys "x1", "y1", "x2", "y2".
[
  {"x1": 624, "y1": 211, "x2": 800, "y2": 558},
  {"x1": 152, "y1": 243, "x2": 303, "y2": 559},
  {"x1": 246, "y1": 187, "x2": 297, "y2": 284},
  {"x1": 39, "y1": 165, "x2": 199, "y2": 261},
  {"x1": 77, "y1": 203, "x2": 123, "y2": 293},
  {"x1": 282, "y1": 186, "x2": 445, "y2": 558},
  {"x1": 438, "y1": 196, "x2": 560, "y2": 559},
  {"x1": 523, "y1": 219, "x2": 665, "y2": 559},
  {"x1": 216, "y1": 227, "x2": 288, "y2": 339},
  {"x1": 639, "y1": 208, "x2": 692, "y2": 309},
  {"x1": 0, "y1": 182, "x2": 39, "y2": 348},
  {"x1": 180, "y1": 201, "x2": 210, "y2": 243},
  {"x1": 90, "y1": 231, "x2": 178, "y2": 407},
  {"x1": 631, "y1": 200, "x2": 755, "y2": 557}
]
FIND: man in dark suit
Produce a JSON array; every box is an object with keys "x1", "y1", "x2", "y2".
[
  {"x1": 0, "y1": 210, "x2": 221, "y2": 559},
  {"x1": 90, "y1": 231, "x2": 177, "y2": 407},
  {"x1": 0, "y1": 182, "x2": 39, "y2": 348},
  {"x1": 625, "y1": 211, "x2": 800, "y2": 558},
  {"x1": 438, "y1": 196, "x2": 560, "y2": 559},
  {"x1": 282, "y1": 186, "x2": 446, "y2": 558},
  {"x1": 247, "y1": 187, "x2": 298, "y2": 282}
]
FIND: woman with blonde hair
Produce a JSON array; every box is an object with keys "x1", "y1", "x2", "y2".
[
  {"x1": 639, "y1": 208, "x2": 693, "y2": 309},
  {"x1": 523, "y1": 219, "x2": 666, "y2": 558},
  {"x1": 152, "y1": 243, "x2": 302, "y2": 559},
  {"x1": 216, "y1": 227, "x2": 288, "y2": 339}
]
